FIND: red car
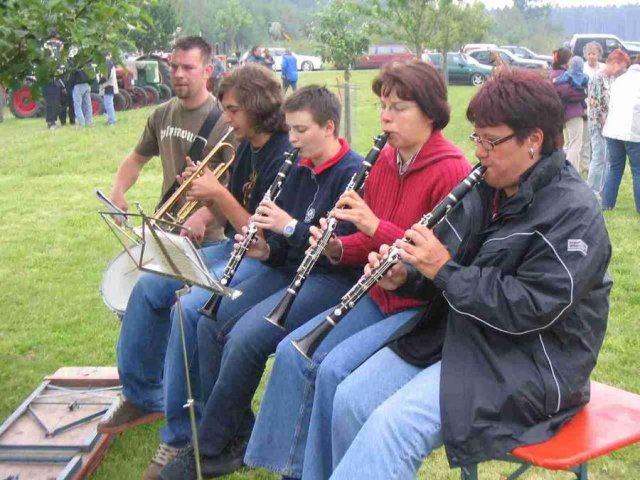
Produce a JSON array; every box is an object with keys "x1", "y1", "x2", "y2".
[{"x1": 354, "y1": 44, "x2": 416, "y2": 69}]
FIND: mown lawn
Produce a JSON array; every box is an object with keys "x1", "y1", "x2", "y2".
[{"x1": 0, "y1": 70, "x2": 637, "y2": 479}]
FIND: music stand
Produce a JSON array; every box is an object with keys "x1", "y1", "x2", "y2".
[{"x1": 100, "y1": 210, "x2": 241, "y2": 480}]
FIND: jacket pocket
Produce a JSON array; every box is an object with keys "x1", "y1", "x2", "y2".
[{"x1": 532, "y1": 335, "x2": 562, "y2": 416}]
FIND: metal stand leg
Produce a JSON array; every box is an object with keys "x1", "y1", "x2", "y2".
[
  {"x1": 461, "y1": 464, "x2": 478, "y2": 480},
  {"x1": 176, "y1": 286, "x2": 203, "y2": 480}
]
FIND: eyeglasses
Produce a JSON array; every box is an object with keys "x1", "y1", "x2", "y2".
[
  {"x1": 379, "y1": 101, "x2": 418, "y2": 114},
  {"x1": 469, "y1": 132, "x2": 516, "y2": 151}
]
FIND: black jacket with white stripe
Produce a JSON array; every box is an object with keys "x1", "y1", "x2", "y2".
[{"x1": 387, "y1": 150, "x2": 612, "y2": 468}]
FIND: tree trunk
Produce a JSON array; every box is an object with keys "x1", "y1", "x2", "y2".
[
  {"x1": 440, "y1": 49, "x2": 450, "y2": 86},
  {"x1": 344, "y1": 67, "x2": 352, "y2": 144}
]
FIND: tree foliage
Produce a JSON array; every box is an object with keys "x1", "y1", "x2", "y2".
[
  {"x1": 0, "y1": 0, "x2": 151, "y2": 90},
  {"x1": 310, "y1": 0, "x2": 371, "y2": 79},
  {"x1": 210, "y1": 0, "x2": 254, "y2": 51},
  {"x1": 129, "y1": 0, "x2": 178, "y2": 54}
]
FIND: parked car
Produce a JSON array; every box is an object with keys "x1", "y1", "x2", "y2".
[
  {"x1": 354, "y1": 44, "x2": 415, "y2": 69},
  {"x1": 468, "y1": 48, "x2": 548, "y2": 70},
  {"x1": 569, "y1": 34, "x2": 640, "y2": 60},
  {"x1": 426, "y1": 52, "x2": 492, "y2": 86},
  {"x1": 500, "y1": 45, "x2": 552, "y2": 65},
  {"x1": 241, "y1": 48, "x2": 322, "y2": 71},
  {"x1": 461, "y1": 43, "x2": 498, "y2": 54}
]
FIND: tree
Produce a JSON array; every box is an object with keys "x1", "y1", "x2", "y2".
[
  {"x1": 430, "y1": 0, "x2": 491, "y2": 85},
  {"x1": 310, "y1": 0, "x2": 371, "y2": 142},
  {"x1": 210, "y1": 0, "x2": 253, "y2": 51},
  {"x1": 129, "y1": 0, "x2": 179, "y2": 54},
  {"x1": 366, "y1": 0, "x2": 436, "y2": 57},
  {"x1": 0, "y1": 0, "x2": 152, "y2": 91}
]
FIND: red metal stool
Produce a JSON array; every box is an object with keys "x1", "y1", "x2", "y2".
[{"x1": 461, "y1": 381, "x2": 640, "y2": 479}]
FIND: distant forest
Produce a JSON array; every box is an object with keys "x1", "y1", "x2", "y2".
[{"x1": 549, "y1": 5, "x2": 640, "y2": 41}]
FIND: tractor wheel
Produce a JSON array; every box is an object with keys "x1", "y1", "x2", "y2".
[
  {"x1": 142, "y1": 85, "x2": 159, "y2": 105},
  {"x1": 91, "y1": 93, "x2": 105, "y2": 116},
  {"x1": 120, "y1": 90, "x2": 133, "y2": 110},
  {"x1": 114, "y1": 92, "x2": 127, "y2": 111},
  {"x1": 129, "y1": 86, "x2": 148, "y2": 109},
  {"x1": 9, "y1": 85, "x2": 43, "y2": 118},
  {"x1": 157, "y1": 83, "x2": 172, "y2": 102}
]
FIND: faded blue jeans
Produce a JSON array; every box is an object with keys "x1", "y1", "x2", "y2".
[
  {"x1": 331, "y1": 350, "x2": 442, "y2": 480},
  {"x1": 103, "y1": 93, "x2": 116, "y2": 124},
  {"x1": 244, "y1": 294, "x2": 420, "y2": 478},
  {"x1": 587, "y1": 126, "x2": 607, "y2": 198},
  {"x1": 602, "y1": 138, "x2": 640, "y2": 212},
  {"x1": 195, "y1": 271, "x2": 358, "y2": 457},
  {"x1": 117, "y1": 240, "x2": 236, "y2": 413},
  {"x1": 159, "y1": 254, "x2": 271, "y2": 447},
  {"x1": 72, "y1": 82, "x2": 92, "y2": 126}
]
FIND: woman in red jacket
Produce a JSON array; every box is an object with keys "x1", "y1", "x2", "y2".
[{"x1": 243, "y1": 60, "x2": 471, "y2": 480}]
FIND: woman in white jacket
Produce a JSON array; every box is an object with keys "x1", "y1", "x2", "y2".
[{"x1": 601, "y1": 56, "x2": 640, "y2": 213}]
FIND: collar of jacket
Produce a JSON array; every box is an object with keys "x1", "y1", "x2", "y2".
[{"x1": 483, "y1": 150, "x2": 565, "y2": 221}]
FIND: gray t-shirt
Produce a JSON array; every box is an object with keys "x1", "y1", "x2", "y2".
[{"x1": 135, "y1": 95, "x2": 236, "y2": 242}]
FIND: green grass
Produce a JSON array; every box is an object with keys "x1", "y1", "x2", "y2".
[{"x1": 0, "y1": 70, "x2": 638, "y2": 479}]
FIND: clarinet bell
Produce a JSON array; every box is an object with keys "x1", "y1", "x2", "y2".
[
  {"x1": 199, "y1": 294, "x2": 222, "y2": 319},
  {"x1": 291, "y1": 319, "x2": 335, "y2": 361},
  {"x1": 264, "y1": 291, "x2": 296, "y2": 329}
]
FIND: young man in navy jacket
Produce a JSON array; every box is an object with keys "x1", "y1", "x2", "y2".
[{"x1": 159, "y1": 86, "x2": 364, "y2": 479}]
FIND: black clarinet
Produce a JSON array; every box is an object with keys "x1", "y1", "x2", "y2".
[
  {"x1": 264, "y1": 133, "x2": 390, "y2": 329},
  {"x1": 199, "y1": 148, "x2": 300, "y2": 318},
  {"x1": 292, "y1": 164, "x2": 486, "y2": 360}
]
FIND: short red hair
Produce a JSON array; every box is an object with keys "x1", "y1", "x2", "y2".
[
  {"x1": 606, "y1": 48, "x2": 631, "y2": 66},
  {"x1": 466, "y1": 68, "x2": 564, "y2": 155}
]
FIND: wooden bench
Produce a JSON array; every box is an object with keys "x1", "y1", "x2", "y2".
[{"x1": 461, "y1": 381, "x2": 640, "y2": 479}]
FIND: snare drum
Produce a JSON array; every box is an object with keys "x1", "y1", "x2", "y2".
[{"x1": 100, "y1": 245, "x2": 144, "y2": 318}]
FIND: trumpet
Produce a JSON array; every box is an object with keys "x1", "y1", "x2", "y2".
[
  {"x1": 154, "y1": 126, "x2": 236, "y2": 232},
  {"x1": 292, "y1": 164, "x2": 486, "y2": 360}
]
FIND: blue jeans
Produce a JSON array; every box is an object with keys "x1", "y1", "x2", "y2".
[
  {"x1": 72, "y1": 82, "x2": 92, "y2": 126},
  {"x1": 331, "y1": 350, "x2": 442, "y2": 480},
  {"x1": 587, "y1": 126, "x2": 607, "y2": 198},
  {"x1": 244, "y1": 294, "x2": 420, "y2": 478},
  {"x1": 302, "y1": 311, "x2": 419, "y2": 479},
  {"x1": 160, "y1": 254, "x2": 270, "y2": 446},
  {"x1": 602, "y1": 138, "x2": 640, "y2": 212},
  {"x1": 117, "y1": 241, "x2": 234, "y2": 412},
  {"x1": 196, "y1": 271, "x2": 358, "y2": 457},
  {"x1": 103, "y1": 93, "x2": 116, "y2": 124}
]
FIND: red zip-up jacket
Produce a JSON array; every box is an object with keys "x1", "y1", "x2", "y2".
[{"x1": 339, "y1": 129, "x2": 471, "y2": 314}]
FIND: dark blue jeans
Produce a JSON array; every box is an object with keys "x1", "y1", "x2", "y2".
[
  {"x1": 602, "y1": 138, "x2": 640, "y2": 212},
  {"x1": 117, "y1": 241, "x2": 233, "y2": 412},
  {"x1": 159, "y1": 255, "x2": 270, "y2": 446},
  {"x1": 195, "y1": 271, "x2": 358, "y2": 457}
]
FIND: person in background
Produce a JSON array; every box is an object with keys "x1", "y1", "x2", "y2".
[
  {"x1": 245, "y1": 46, "x2": 265, "y2": 66},
  {"x1": 551, "y1": 48, "x2": 587, "y2": 173},
  {"x1": 601, "y1": 54, "x2": 640, "y2": 213},
  {"x1": 0, "y1": 84, "x2": 5, "y2": 122},
  {"x1": 587, "y1": 49, "x2": 630, "y2": 199},
  {"x1": 70, "y1": 61, "x2": 93, "y2": 127},
  {"x1": 580, "y1": 41, "x2": 606, "y2": 176},
  {"x1": 99, "y1": 54, "x2": 118, "y2": 126},
  {"x1": 211, "y1": 55, "x2": 225, "y2": 97},
  {"x1": 41, "y1": 74, "x2": 65, "y2": 129},
  {"x1": 281, "y1": 49, "x2": 299, "y2": 94},
  {"x1": 263, "y1": 48, "x2": 275, "y2": 70}
]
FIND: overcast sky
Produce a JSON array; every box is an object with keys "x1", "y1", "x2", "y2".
[{"x1": 478, "y1": 0, "x2": 640, "y2": 8}]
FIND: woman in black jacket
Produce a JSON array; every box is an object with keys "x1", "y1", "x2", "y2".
[{"x1": 325, "y1": 68, "x2": 612, "y2": 479}]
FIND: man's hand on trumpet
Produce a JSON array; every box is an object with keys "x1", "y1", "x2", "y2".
[{"x1": 177, "y1": 156, "x2": 225, "y2": 204}]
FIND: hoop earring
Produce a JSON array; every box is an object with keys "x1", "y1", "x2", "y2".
[{"x1": 528, "y1": 147, "x2": 535, "y2": 159}]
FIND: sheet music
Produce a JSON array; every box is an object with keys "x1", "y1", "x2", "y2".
[{"x1": 143, "y1": 229, "x2": 213, "y2": 287}]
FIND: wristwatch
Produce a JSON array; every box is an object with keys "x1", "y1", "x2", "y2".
[{"x1": 283, "y1": 219, "x2": 298, "y2": 238}]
